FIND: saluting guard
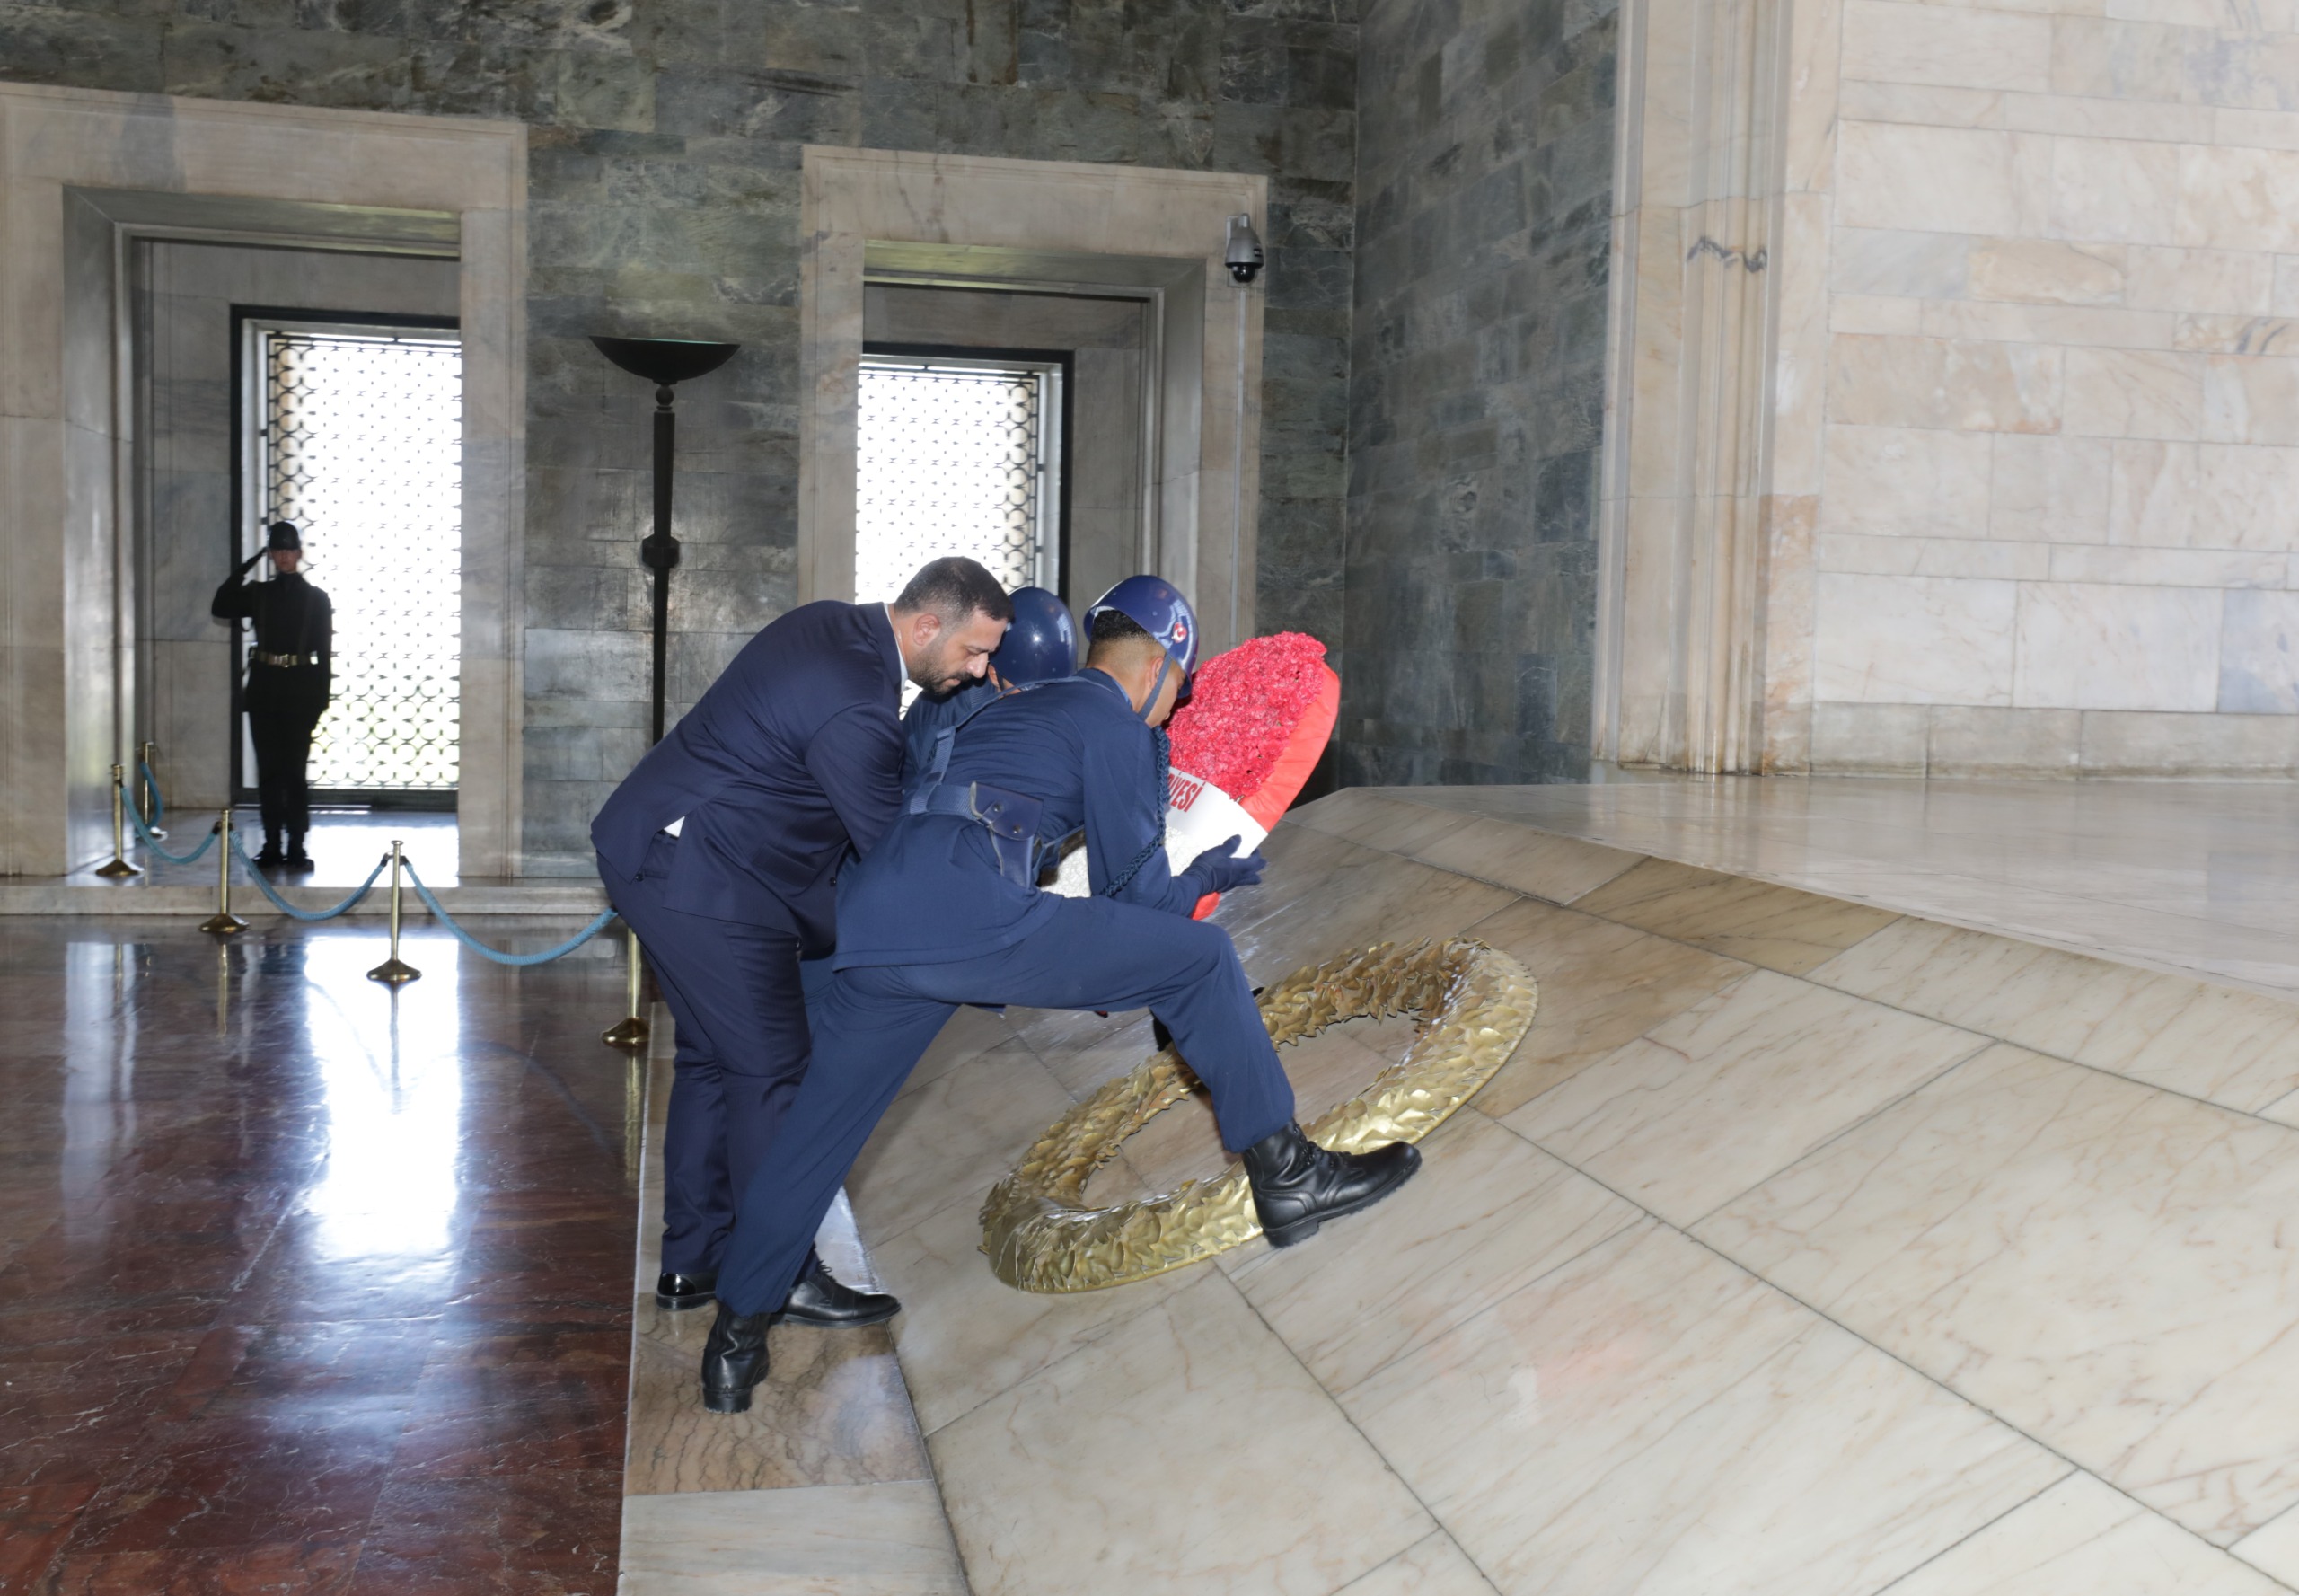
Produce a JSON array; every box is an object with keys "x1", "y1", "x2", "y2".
[
  {"x1": 211, "y1": 520, "x2": 333, "y2": 870},
  {"x1": 699, "y1": 577, "x2": 1422, "y2": 1413}
]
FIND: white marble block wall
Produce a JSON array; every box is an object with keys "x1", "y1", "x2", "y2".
[{"x1": 1779, "y1": 0, "x2": 2299, "y2": 773}]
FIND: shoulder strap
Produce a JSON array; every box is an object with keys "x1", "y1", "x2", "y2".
[{"x1": 905, "y1": 678, "x2": 1062, "y2": 815}]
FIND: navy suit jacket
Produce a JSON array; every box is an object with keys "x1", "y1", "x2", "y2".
[{"x1": 592, "y1": 601, "x2": 903, "y2": 948}]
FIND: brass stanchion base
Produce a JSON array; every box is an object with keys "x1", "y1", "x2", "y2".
[
  {"x1": 601, "y1": 1014, "x2": 650, "y2": 1049},
  {"x1": 366, "y1": 957, "x2": 421, "y2": 985},
  {"x1": 199, "y1": 913, "x2": 249, "y2": 935},
  {"x1": 94, "y1": 856, "x2": 142, "y2": 878}
]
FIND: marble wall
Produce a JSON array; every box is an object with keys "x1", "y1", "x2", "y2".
[
  {"x1": 1342, "y1": 0, "x2": 1618, "y2": 785},
  {"x1": 0, "y1": 1, "x2": 1356, "y2": 872},
  {"x1": 1785, "y1": 0, "x2": 2299, "y2": 774}
]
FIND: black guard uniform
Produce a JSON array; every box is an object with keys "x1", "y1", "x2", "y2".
[{"x1": 211, "y1": 524, "x2": 333, "y2": 866}]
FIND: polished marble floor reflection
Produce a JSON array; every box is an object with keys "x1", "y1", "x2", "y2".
[
  {"x1": 0, "y1": 918, "x2": 639, "y2": 1592},
  {"x1": 821, "y1": 783, "x2": 2299, "y2": 1595}
]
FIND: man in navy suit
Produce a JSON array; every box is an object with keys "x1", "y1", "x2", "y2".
[{"x1": 593, "y1": 557, "x2": 1011, "y2": 1326}]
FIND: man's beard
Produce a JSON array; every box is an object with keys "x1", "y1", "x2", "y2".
[{"x1": 910, "y1": 652, "x2": 970, "y2": 696}]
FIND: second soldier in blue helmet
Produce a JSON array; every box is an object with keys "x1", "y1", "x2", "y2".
[
  {"x1": 697, "y1": 576, "x2": 1423, "y2": 1414},
  {"x1": 900, "y1": 585, "x2": 1080, "y2": 783}
]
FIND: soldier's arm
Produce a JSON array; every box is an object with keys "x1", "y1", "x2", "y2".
[
  {"x1": 209, "y1": 550, "x2": 263, "y2": 622},
  {"x1": 1080, "y1": 722, "x2": 1199, "y2": 914}
]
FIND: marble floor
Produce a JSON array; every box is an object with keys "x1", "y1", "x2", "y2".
[
  {"x1": 616, "y1": 1038, "x2": 967, "y2": 1595},
  {"x1": 0, "y1": 918, "x2": 640, "y2": 1592},
  {"x1": 24, "y1": 774, "x2": 2299, "y2": 1593},
  {"x1": 1395, "y1": 772, "x2": 2299, "y2": 1001},
  {"x1": 815, "y1": 782, "x2": 2299, "y2": 1595}
]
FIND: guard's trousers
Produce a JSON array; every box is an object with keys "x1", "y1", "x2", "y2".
[
  {"x1": 249, "y1": 710, "x2": 322, "y2": 842},
  {"x1": 598, "y1": 833, "x2": 822, "y2": 1279},
  {"x1": 244, "y1": 661, "x2": 328, "y2": 843},
  {"x1": 715, "y1": 893, "x2": 1298, "y2": 1315}
]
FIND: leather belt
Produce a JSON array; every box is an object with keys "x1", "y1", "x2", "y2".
[{"x1": 252, "y1": 650, "x2": 320, "y2": 667}]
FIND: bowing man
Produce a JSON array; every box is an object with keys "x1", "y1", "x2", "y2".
[{"x1": 592, "y1": 557, "x2": 1011, "y2": 1327}]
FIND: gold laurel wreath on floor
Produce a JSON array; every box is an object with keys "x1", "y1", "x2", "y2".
[{"x1": 979, "y1": 938, "x2": 1539, "y2": 1293}]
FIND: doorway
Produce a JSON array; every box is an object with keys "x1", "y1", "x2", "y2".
[{"x1": 233, "y1": 311, "x2": 463, "y2": 808}]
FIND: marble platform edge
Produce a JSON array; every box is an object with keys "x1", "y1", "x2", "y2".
[
  {"x1": 1316, "y1": 785, "x2": 2299, "y2": 1010},
  {"x1": 617, "y1": 1013, "x2": 973, "y2": 1596},
  {"x1": 0, "y1": 882, "x2": 611, "y2": 916}
]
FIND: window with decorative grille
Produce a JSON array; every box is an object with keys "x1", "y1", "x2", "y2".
[
  {"x1": 855, "y1": 355, "x2": 1062, "y2": 612},
  {"x1": 253, "y1": 325, "x2": 462, "y2": 797}
]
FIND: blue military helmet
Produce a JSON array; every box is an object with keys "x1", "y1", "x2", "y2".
[
  {"x1": 989, "y1": 586, "x2": 1079, "y2": 684},
  {"x1": 1083, "y1": 575, "x2": 1199, "y2": 675},
  {"x1": 1084, "y1": 574, "x2": 1200, "y2": 719}
]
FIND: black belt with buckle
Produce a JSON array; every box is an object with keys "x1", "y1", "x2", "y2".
[{"x1": 251, "y1": 650, "x2": 320, "y2": 667}]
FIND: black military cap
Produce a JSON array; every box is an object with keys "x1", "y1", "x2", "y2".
[{"x1": 266, "y1": 521, "x2": 302, "y2": 552}]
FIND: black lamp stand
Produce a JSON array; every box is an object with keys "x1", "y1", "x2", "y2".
[{"x1": 589, "y1": 336, "x2": 740, "y2": 746}]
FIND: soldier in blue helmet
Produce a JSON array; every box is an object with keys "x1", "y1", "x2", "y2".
[
  {"x1": 696, "y1": 575, "x2": 1422, "y2": 1414},
  {"x1": 899, "y1": 585, "x2": 1079, "y2": 783}
]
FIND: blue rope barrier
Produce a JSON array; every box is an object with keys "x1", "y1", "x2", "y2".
[
  {"x1": 125, "y1": 793, "x2": 217, "y2": 865},
  {"x1": 138, "y1": 760, "x2": 164, "y2": 827},
  {"x1": 229, "y1": 833, "x2": 391, "y2": 921},
  {"x1": 401, "y1": 858, "x2": 619, "y2": 966}
]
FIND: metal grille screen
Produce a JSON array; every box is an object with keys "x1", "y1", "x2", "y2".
[
  {"x1": 855, "y1": 358, "x2": 1055, "y2": 605},
  {"x1": 262, "y1": 329, "x2": 462, "y2": 793}
]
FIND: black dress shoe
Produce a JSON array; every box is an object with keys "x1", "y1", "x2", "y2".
[
  {"x1": 773, "y1": 1258, "x2": 900, "y2": 1327},
  {"x1": 283, "y1": 851, "x2": 314, "y2": 871},
  {"x1": 253, "y1": 843, "x2": 285, "y2": 868},
  {"x1": 1241, "y1": 1122, "x2": 1422, "y2": 1248},
  {"x1": 700, "y1": 1303, "x2": 770, "y2": 1414},
  {"x1": 656, "y1": 1270, "x2": 718, "y2": 1310}
]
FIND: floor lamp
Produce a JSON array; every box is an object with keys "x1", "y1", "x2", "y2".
[{"x1": 590, "y1": 335, "x2": 738, "y2": 1050}]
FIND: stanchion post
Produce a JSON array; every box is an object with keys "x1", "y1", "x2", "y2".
[
  {"x1": 136, "y1": 740, "x2": 165, "y2": 838},
  {"x1": 602, "y1": 926, "x2": 649, "y2": 1048},
  {"x1": 198, "y1": 809, "x2": 247, "y2": 934},
  {"x1": 94, "y1": 763, "x2": 141, "y2": 878},
  {"x1": 366, "y1": 840, "x2": 420, "y2": 985}
]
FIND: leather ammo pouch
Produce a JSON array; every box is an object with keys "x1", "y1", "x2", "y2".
[{"x1": 914, "y1": 781, "x2": 1044, "y2": 887}]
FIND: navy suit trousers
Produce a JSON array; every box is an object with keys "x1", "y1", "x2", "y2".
[
  {"x1": 715, "y1": 893, "x2": 1298, "y2": 1315},
  {"x1": 599, "y1": 835, "x2": 819, "y2": 1279}
]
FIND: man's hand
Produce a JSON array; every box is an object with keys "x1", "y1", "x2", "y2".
[{"x1": 1184, "y1": 835, "x2": 1266, "y2": 895}]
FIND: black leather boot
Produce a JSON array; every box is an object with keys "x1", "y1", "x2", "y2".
[
  {"x1": 700, "y1": 1303, "x2": 771, "y2": 1414},
  {"x1": 774, "y1": 1257, "x2": 900, "y2": 1327},
  {"x1": 1241, "y1": 1123, "x2": 1422, "y2": 1248},
  {"x1": 656, "y1": 1270, "x2": 717, "y2": 1311},
  {"x1": 254, "y1": 836, "x2": 284, "y2": 868},
  {"x1": 283, "y1": 833, "x2": 313, "y2": 870}
]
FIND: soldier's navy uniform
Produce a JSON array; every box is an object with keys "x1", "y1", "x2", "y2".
[
  {"x1": 713, "y1": 665, "x2": 1297, "y2": 1317},
  {"x1": 899, "y1": 678, "x2": 1000, "y2": 787}
]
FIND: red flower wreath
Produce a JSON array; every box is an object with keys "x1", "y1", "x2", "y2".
[{"x1": 1167, "y1": 631, "x2": 1339, "y2": 825}]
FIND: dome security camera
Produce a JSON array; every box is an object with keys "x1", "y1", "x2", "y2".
[{"x1": 1225, "y1": 214, "x2": 1264, "y2": 285}]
